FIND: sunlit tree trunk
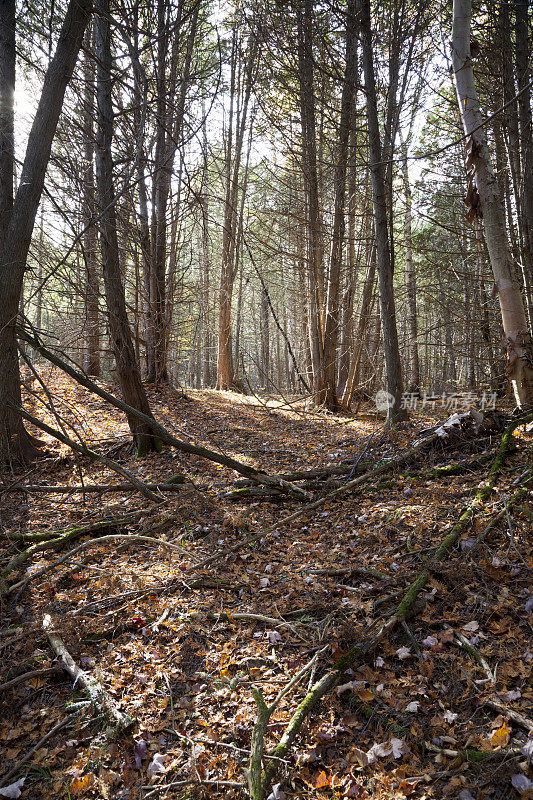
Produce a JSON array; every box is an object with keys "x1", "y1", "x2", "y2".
[
  {"x1": 0, "y1": 0, "x2": 91, "y2": 463},
  {"x1": 452, "y1": 0, "x2": 533, "y2": 407}
]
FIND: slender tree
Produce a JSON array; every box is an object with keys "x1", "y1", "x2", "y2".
[
  {"x1": 360, "y1": 0, "x2": 405, "y2": 422},
  {"x1": 451, "y1": 0, "x2": 533, "y2": 407},
  {"x1": 0, "y1": 0, "x2": 92, "y2": 463},
  {"x1": 94, "y1": 0, "x2": 160, "y2": 454}
]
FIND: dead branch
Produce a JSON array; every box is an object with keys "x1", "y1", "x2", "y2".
[
  {"x1": 1, "y1": 518, "x2": 132, "y2": 593},
  {"x1": 12, "y1": 404, "x2": 162, "y2": 502},
  {"x1": 3, "y1": 511, "x2": 142, "y2": 543},
  {"x1": 483, "y1": 698, "x2": 533, "y2": 732},
  {"x1": 43, "y1": 614, "x2": 134, "y2": 731},
  {"x1": 0, "y1": 718, "x2": 71, "y2": 789},
  {"x1": 17, "y1": 327, "x2": 309, "y2": 499},
  {"x1": 3, "y1": 481, "x2": 187, "y2": 494},
  {"x1": 0, "y1": 666, "x2": 60, "y2": 693},
  {"x1": 7, "y1": 533, "x2": 194, "y2": 596}
]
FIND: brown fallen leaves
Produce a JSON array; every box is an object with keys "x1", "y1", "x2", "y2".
[{"x1": 1, "y1": 372, "x2": 532, "y2": 800}]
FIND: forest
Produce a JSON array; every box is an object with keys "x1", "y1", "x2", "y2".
[{"x1": 0, "y1": 0, "x2": 532, "y2": 798}]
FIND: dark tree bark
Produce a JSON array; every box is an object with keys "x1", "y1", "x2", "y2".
[
  {"x1": 146, "y1": 0, "x2": 199, "y2": 384},
  {"x1": 0, "y1": 0, "x2": 92, "y2": 464},
  {"x1": 81, "y1": 26, "x2": 100, "y2": 377},
  {"x1": 360, "y1": 0, "x2": 406, "y2": 422},
  {"x1": 322, "y1": 0, "x2": 358, "y2": 411},
  {"x1": 94, "y1": 0, "x2": 159, "y2": 454},
  {"x1": 515, "y1": 0, "x2": 533, "y2": 325},
  {"x1": 296, "y1": 0, "x2": 325, "y2": 403}
]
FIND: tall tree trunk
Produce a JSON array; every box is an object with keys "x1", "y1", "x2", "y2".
[
  {"x1": 260, "y1": 286, "x2": 270, "y2": 388},
  {"x1": 0, "y1": 0, "x2": 91, "y2": 463},
  {"x1": 452, "y1": 0, "x2": 533, "y2": 407},
  {"x1": 296, "y1": 0, "x2": 325, "y2": 403},
  {"x1": 147, "y1": 0, "x2": 198, "y2": 384},
  {"x1": 94, "y1": 0, "x2": 159, "y2": 455},
  {"x1": 216, "y1": 32, "x2": 257, "y2": 389},
  {"x1": 360, "y1": 0, "x2": 405, "y2": 422},
  {"x1": 322, "y1": 0, "x2": 358, "y2": 411},
  {"x1": 341, "y1": 240, "x2": 378, "y2": 408},
  {"x1": 515, "y1": 0, "x2": 533, "y2": 326},
  {"x1": 82, "y1": 28, "x2": 100, "y2": 377},
  {"x1": 400, "y1": 137, "x2": 420, "y2": 390}
]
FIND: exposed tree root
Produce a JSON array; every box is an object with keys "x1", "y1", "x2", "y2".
[
  {"x1": 43, "y1": 614, "x2": 134, "y2": 732},
  {"x1": 246, "y1": 413, "x2": 531, "y2": 800}
]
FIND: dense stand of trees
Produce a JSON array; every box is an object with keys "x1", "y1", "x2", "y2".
[{"x1": 1, "y1": 0, "x2": 532, "y2": 461}]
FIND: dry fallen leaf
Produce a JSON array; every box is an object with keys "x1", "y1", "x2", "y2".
[
  {"x1": 490, "y1": 722, "x2": 512, "y2": 748},
  {"x1": 315, "y1": 770, "x2": 330, "y2": 789}
]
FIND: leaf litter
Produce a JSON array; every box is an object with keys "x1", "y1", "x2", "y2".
[{"x1": 0, "y1": 372, "x2": 532, "y2": 800}]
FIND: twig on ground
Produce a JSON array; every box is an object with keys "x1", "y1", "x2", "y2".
[
  {"x1": 455, "y1": 631, "x2": 494, "y2": 684},
  {"x1": 8, "y1": 534, "x2": 195, "y2": 596},
  {"x1": 0, "y1": 717, "x2": 71, "y2": 788},
  {"x1": 483, "y1": 698, "x2": 533, "y2": 731},
  {"x1": 0, "y1": 666, "x2": 60, "y2": 693}
]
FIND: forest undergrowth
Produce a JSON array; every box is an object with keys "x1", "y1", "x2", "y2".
[{"x1": 0, "y1": 370, "x2": 532, "y2": 800}]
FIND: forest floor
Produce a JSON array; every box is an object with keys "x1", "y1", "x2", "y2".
[{"x1": 0, "y1": 369, "x2": 532, "y2": 800}]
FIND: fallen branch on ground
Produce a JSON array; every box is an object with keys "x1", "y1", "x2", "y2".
[
  {"x1": 0, "y1": 666, "x2": 61, "y2": 694},
  {"x1": 245, "y1": 413, "x2": 531, "y2": 800},
  {"x1": 1, "y1": 519, "x2": 132, "y2": 594},
  {"x1": 7, "y1": 533, "x2": 194, "y2": 596},
  {"x1": 2, "y1": 481, "x2": 187, "y2": 494},
  {"x1": 43, "y1": 614, "x2": 134, "y2": 731},
  {"x1": 0, "y1": 717, "x2": 72, "y2": 789},
  {"x1": 11, "y1": 404, "x2": 162, "y2": 502},
  {"x1": 17, "y1": 326, "x2": 309, "y2": 499},
  {"x1": 2, "y1": 512, "x2": 142, "y2": 543},
  {"x1": 482, "y1": 697, "x2": 533, "y2": 732}
]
